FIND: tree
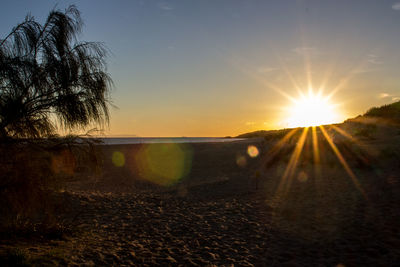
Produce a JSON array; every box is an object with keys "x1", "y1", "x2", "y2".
[{"x1": 0, "y1": 5, "x2": 112, "y2": 139}]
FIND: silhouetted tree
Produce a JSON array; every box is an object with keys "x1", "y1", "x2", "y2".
[{"x1": 0, "y1": 5, "x2": 112, "y2": 139}]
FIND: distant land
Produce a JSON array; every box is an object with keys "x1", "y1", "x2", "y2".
[{"x1": 236, "y1": 100, "x2": 400, "y2": 139}]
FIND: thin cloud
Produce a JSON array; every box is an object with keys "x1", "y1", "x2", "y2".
[
  {"x1": 257, "y1": 67, "x2": 278, "y2": 73},
  {"x1": 379, "y1": 93, "x2": 389, "y2": 98},
  {"x1": 392, "y1": 3, "x2": 400, "y2": 10},
  {"x1": 353, "y1": 54, "x2": 383, "y2": 74},
  {"x1": 158, "y1": 2, "x2": 174, "y2": 11},
  {"x1": 367, "y1": 54, "x2": 383, "y2": 65},
  {"x1": 378, "y1": 93, "x2": 399, "y2": 101},
  {"x1": 292, "y1": 47, "x2": 320, "y2": 57},
  {"x1": 352, "y1": 67, "x2": 376, "y2": 74}
]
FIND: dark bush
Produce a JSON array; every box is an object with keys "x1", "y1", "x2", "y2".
[{"x1": 0, "y1": 137, "x2": 101, "y2": 237}]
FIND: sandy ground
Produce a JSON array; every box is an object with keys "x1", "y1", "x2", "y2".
[{"x1": 1, "y1": 126, "x2": 400, "y2": 266}]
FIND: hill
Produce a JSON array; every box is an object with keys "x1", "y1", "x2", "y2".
[
  {"x1": 237, "y1": 100, "x2": 400, "y2": 138},
  {"x1": 363, "y1": 100, "x2": 400, "y2": 121}
]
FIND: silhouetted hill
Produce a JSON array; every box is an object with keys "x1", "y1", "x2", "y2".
[
  {"x1": 363, "y1": 100, "x2": 400, "y2": 121},
  {"x1": 237, "y1": 101, "x2": 400, "y2": 138},
  {"x1": 236, "y1": 128, "x2": 297, "y2": 139}
]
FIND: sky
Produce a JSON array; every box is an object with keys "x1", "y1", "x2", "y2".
[{"x1": 1, "y1": 0, "x2": 400, "y2": 137}]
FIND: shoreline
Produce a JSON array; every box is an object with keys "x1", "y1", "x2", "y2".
[
  {"x1": 1, "y1": 127, "x2": 400, "y2": 265},
  {"x1": 96, "y1": 137, "x2": 248, "y2": 145}
]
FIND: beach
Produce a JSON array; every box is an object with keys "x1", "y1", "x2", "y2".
[
  {"x1": 2, "y1": 1, "x2": 400, "y2": 266},
  {"x1": 1, "y1": 131, "x2": 400, "y2": 266}
]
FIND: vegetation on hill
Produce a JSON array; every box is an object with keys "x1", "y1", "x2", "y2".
[
  {"x1": 364, "y1": 100, "x2": 400, "y2": 121},
  {"x1": 237, "y1": 100, "x2": 400, "y2": 139},
  {"x1": 236, "y1": 128, "x2": 298, "y2": 139}
]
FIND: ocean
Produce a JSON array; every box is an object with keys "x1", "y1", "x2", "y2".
[{"x1": 98, "y1": 137, "x2": 245, "y2": 145}]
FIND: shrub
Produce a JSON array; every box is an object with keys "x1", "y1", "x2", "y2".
[{"x1": 0, "y1": 136, "x2": 101, "y2": 237}]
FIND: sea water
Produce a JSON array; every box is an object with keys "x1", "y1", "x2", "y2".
[{"x1": 99, "y1": 137, "x2": 244, "y2": 145}]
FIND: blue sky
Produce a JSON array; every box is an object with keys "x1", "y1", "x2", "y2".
[{"x1": 1, "y1": 0, "x2": 400, "y2": 136}]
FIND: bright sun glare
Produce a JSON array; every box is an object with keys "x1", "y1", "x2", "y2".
[{"x1": 287, "y1": 90, "x2": 339, "y2": 128}]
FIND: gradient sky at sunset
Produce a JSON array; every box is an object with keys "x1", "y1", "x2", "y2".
[{"x1": 1, "y1": 0, "x2": 400, "y2": 136}]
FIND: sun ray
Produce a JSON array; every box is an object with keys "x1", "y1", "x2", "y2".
[
  {"x1": 277, "y1": 127, "x2": 309, "y2": 195},
  {"x1": 297, "y1": 18, "x2": 313, "y2": 92},
  {"x1": 319, "y1": 125, "x2": 366, "y2": 198},
  {"x1": 315, "y1": 44, "x2": 347, "y2": 98},
  {"x1": 303, "y1": 50, "x2": 313, "y2": 95},
  {"x1": 257, "y1": 77, "x2": 297, "y2": 103},
  {"x1": 262, "y1": 128, "x2": 299, "y2": 168},
  {"x1": 330, "y1": 124, "x2": 359, "y2": 143},
  {"x1": 317, "y1": 61, "x2": 336, "y2": 96},
  {"x1": 311, "y1": 126, "x2": 323, "y2": 193},
  {"x1": 222, "y1": 51, "x2": 297, "y2": 103},
  {"x1": 274, "y1": 52, "x2": 303, "y2": 96},
  {"x1": 330, "y1": 124, "x2": 379, "y2": 156},
  {"x1": 325, "y1": 56, "x2": 373, "y2": 101},
  {"x1": 349, "y1": 115, "x2": 399, "y2": 128},
  {"x1": 311, "y1": 126, "x2": 320, "y2": 166}
]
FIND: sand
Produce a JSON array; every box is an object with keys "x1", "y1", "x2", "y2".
[{"x1": 1, "y1": 129, "x2": 400, "y2": 266}]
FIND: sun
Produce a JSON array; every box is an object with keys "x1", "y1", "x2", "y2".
[{"x1": 287, "y1": 90, "x2": 339, "y2": 128}]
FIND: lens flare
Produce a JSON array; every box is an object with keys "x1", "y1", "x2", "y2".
[
  {"x1": 135, "y1": 143, "x2": 192, "y2": 186},
  {"x1": 297, "y1": 171, "x2": 308, "y2": 182},
  {"x1": 236, "y1": 155, "x2": 247, "y2": 167},
  {"x1": 112, "y1": 151, "x2": 125, "y2": 167},
  {"x1": 247, "y1": 145, "x2": 259, "y2": 158},
  {"x1": 51, "y1": 149, "x2": 76, "y2": 175}
]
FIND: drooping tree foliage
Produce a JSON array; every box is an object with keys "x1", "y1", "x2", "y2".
[{"x1": 0, "y1": 5, "x2": 112, "y2": 139}]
